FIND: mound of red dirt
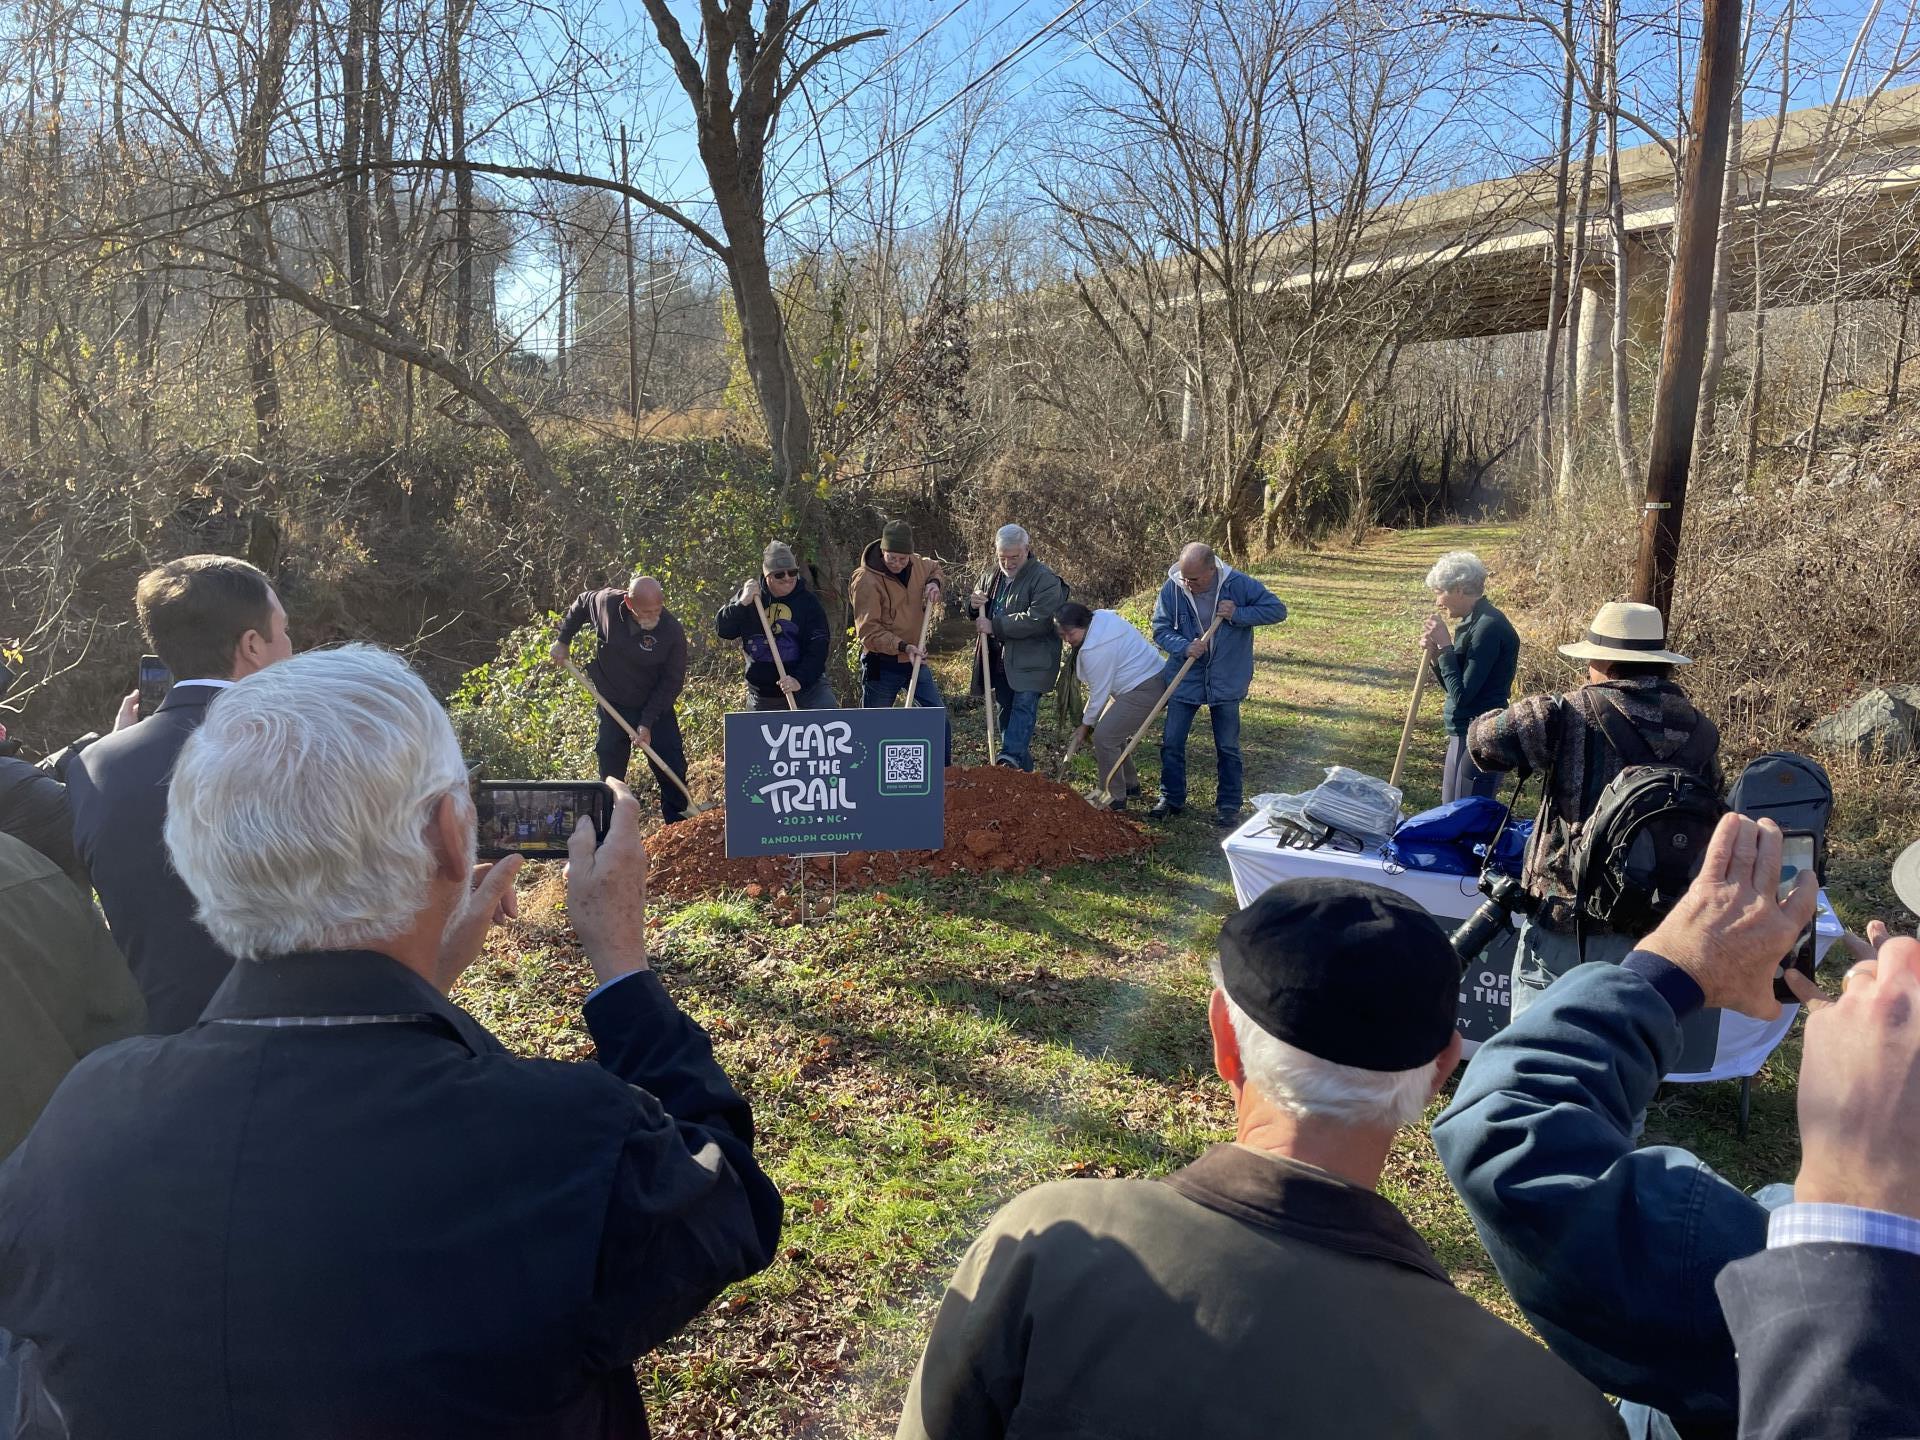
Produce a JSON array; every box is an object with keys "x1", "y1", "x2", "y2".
[{"x1": 648, "y1": 764, "x2": 1154, "y2": 901}]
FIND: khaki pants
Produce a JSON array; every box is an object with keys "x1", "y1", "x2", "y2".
[{"x1": 1093, "y1": 677, "x2": 1165, "y2": 795}]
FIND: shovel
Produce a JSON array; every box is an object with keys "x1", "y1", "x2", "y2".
[
  {"x1": 977, "y1": 631, "x2": 998, "y2": 764},
  {"x1": 1388, "y1": 654, "x2": 1432, "y2": 791},
  {"x1": 1054, "y1": 726, "x2": 1088, "y2": 781},
  {"x1": 901, "y1": 603, "x2": 936, "y2": 707},
  {"x1": 562, "y1": 660, "x2": 710, "y2": 815},
  {"x1": 751, "y1": 588, "x2": 800, "y2": 711},
  {"x1": 1091, "y1": 614, "x2": 1225, "y2": 807}
]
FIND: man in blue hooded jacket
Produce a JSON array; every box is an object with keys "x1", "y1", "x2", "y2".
[
  {"x1": 1432, "y1": 811, "x2": 1840, "y2": 1440},
  {"x1": 1150, "y1": 543, "x2": 1286, "y2": 826}
]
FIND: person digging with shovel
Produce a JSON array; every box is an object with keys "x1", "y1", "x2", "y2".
[
  {"x1": 1150, "y1": 543, "x2": 1287, "y2": 827},
  {"x1": 851, "y1": 519, "x2": 951, "y2": 764},
  {"x1": 550, "y1": 572, "x2": 692, "y2": 825},
  {"x1": 1055, "y1": 602, "x2": 1165, "y2": 812},
  {"x1": 715, "y1": 542, "x2": 835, "y2": 711}
]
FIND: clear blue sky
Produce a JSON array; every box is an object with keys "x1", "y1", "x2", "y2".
[{"x1": 501, "y1": 0, "x2": 1916, "y2": 353}]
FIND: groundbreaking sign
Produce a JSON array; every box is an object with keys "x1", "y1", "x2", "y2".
[{"x1": 723, "y1": 707, "x2": 946, "y2": 858}]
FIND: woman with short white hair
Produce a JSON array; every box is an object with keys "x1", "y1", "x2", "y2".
[{"x1": 1419, "y1": 550, "x2": 1520, "y2": 804}]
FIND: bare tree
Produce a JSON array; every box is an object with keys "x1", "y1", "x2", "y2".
[{"x1": 633, "y1": 0, "x2": 883, "y2": 508}]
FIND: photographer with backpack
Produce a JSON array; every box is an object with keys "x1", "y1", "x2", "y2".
[{"x1": 1466, "y1": 602, "x2": 1723, "y2": 1019}]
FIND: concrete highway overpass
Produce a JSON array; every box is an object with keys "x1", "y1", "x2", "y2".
[{"x1": 1301, "y1": 82, "x2": 1920, "y2": 351}]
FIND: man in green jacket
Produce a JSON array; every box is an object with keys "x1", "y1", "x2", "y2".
[
  {"x1": 0, "y1": 830, "x2": 144, "y2": 1160},
  {"x1": 965, "y1": 524, "x2": 1067, "y2": 772},
  {"x1": 0, "y1": 828, "x2": 144, "y2": 1425},
  {"x1": 896, "y1": 878, "x2": 1624, "y2": 1440}
]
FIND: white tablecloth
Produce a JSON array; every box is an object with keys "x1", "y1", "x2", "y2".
[{"x1": 1222, "y1": 815, "x2": 1843, "y2": 1082}]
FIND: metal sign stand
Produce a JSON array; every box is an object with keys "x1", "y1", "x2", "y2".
[{"x1": 792, "y1": 852, "x2": 845, "y2": 924}]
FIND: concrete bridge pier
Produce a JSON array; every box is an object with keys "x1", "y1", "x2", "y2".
[{"x1": 1572, "y1": 236, "x2": 1668, "y2": 417}]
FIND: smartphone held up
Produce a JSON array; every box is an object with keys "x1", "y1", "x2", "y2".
[
  {"x1": 476, "y1": 781, "x2": 613, "y2": 860},
  {"x1": 1774, "y1": 829, "x2": 1820, "y2": 1004},
  {"x1": 138, "y1": 654, "x2": 173, "y2": 718}
]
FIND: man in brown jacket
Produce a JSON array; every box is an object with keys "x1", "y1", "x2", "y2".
[
  {"x1": 897, "y1": 879, "x2": 1624, "y2": 1440},
  {"x1": 851, "y1": 520, "x2": 949, "y2": 764}
]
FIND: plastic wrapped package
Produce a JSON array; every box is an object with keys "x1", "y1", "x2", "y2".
[{"x1": 1302, "y1": 765, "x2": 1403, "y2": 840}]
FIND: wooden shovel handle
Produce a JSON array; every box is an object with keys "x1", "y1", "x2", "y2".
[
  {"x1": 978, "y1": 632, "x2": 998, "y2": 764},
  {"x1": 1388, "y1": 655, "x2": 1431, "y2": 791},
  {"x1": 1099, "y1": 613, "x2": 1225, "y2": 799},
  {"x1": 563, "y1": 660, "x2": 700, "y2": 811},
  {"x1": 751, "y1": 589, "x2": 799, "y2": 711},
  {"x1": 903, "y1": 602, "x2": 935, "y2": 707}
]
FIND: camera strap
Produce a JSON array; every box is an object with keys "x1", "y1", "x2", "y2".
[{"x1": 1480, "y1": 768, "x2": 1531, "y2": 881}]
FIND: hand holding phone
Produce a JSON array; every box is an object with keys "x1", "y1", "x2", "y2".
[
  {"x1": 1775, "y1": 830, "x2": 1820, "y2": 1004},
  {"x1": 475, "y1": 781, "x2": 614, "y2": 860},
  {"x1": 137, "y1": 654, "x2": 172, "y2": 718}
]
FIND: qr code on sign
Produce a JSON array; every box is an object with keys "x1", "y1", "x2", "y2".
[{"x1": 882, "y1": 742, "x2": 927, "y2": 790}]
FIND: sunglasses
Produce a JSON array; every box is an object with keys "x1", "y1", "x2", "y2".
[{"x1": 766, "y1": 569, "x2": 800, "y2": 580}]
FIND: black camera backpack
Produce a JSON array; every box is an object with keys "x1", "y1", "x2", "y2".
[{"x1": 1563, "y1": 691, "x2": 1726, "y2": 943}]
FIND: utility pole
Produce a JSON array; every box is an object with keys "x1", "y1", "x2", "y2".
[
  {"x1": 1630, "y1": 0, "x2": 1742, "y2": 618},
  {"x1": 620, "y1": 126, "x2": 641, "y2": 432}
]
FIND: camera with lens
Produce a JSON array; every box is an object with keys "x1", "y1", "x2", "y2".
[{"x1": 1449, "y1": 870, "x2": 1539, "y2": 971}]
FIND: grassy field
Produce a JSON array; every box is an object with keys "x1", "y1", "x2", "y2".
[{"x1": 457, "y1": 523, "x2": 1815, "y2": 1437}]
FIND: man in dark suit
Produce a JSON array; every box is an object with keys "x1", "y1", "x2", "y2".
[
  {"x1": 0, "y1": 645, "x2": 781, "y2": 1438},
  {"x1": 1715, "y1": 898, "x2": 1920, "y2": 1440},
  {"x1": 66, "y1": 554, "x2": 293, "y2": 1031}
]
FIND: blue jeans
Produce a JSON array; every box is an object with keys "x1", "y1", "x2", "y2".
[
  {"x1": 993, "y1": 685, "x2": 1041, "y2": 770},
  {"x1": 862, "y1": 668, "x2": 952, "y2": 766},
  {"x1": 1160, "y1": 699, "x2": 1242, "y2": 811}
]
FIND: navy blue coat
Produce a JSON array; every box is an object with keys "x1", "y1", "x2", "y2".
[
  {"x1": 66, "y1": 682, "x2": 236, "y2": 1032},
  {"x1": 0, "y1": 950, "x2": 781, "y2": 1439},
  {"x1": 1717, "y1": 1242, "x2": 1920, "y2": 1440},
  {"x1": 1151, "y1": 564, "x2": 1286, "y2": 706},
  {"x1": 1431, "y1": 596, "x2": 1520, "y2": 737},
  {"x1": 1433, "y1": 962, "x2": 1766, "y2": 1433}
]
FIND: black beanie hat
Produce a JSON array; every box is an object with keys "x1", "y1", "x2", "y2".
[
  {"x1": 881, "y1": 519, "x2": 914, "y2": 552},
  {"x1": 1217, "y1": 878, "x2": 1459, "y2": 1072}
]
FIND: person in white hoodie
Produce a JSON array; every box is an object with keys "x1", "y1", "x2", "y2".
[{"x1": 1055, "y1": 603, "x2": 1168, "y2": 812}]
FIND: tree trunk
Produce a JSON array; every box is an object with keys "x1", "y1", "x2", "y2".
[
  {"x1": 1605, "y1": 0, "x2": 1635, "y2": 495},
  {"x1": 1537, "y1": 0, "x2": 1578, "y2": 501},
  {"x1": 1558, "y1": 86, "x2": 1600, "y2": 498},
  {"x1": 555, "y1": 222, "x2": 569, "y2": 393},
  {"x1": 620, "y1": 126, "x2": 639, "y2": 422},
  {"x1": 449, "y1": 0, "x2": 474, "y2": 360},
  {"x1": 236, "y1": 0, "x2": 300, "y2": 451},
  {"x1": 1694, "y1": 79, "x2": 1742, "y2": 454},
  {"x1": 1603, "y1": 0, "x2": 1640, "y2": 492},
  {"x1": 1801, "y1": 296, "x2": 1840, "y2": 484},
  {"x1": 1743, "y1": 4, "x2": 1794, "y2": 477},
  {"x1": 1889, "y1": 286, "x2": 1912, "y2": 408},
  {"x1": 723, "y1": 213, "x2": 814, "y2": 504}
]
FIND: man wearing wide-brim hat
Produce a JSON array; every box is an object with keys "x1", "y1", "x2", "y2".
[{"x1": 1468, "y1": 601, "x2": 1724, "y2": 1019}]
